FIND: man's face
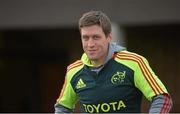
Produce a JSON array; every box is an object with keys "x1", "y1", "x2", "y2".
[{"x1": 80, "y1": 25, "x2": 112, "y2": 62}]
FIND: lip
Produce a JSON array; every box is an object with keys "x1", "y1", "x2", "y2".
[
  {"x1": 87, "y1": 50, "x2": 96, "y2": 55},
  {"x1": 88, "y1": 50, "x2": 96, "y2": 51},
  {"x1": 88, "y1": 50, "x2": 96, "y2": 53}
]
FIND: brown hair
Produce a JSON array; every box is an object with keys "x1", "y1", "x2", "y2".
[{"x1": 79, "y1": 11, "x2": 112, "y2": 37}]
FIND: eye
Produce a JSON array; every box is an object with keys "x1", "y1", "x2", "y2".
[
  {"x1": 93, "y1": 35, "x2": 100, "y2": 40},
  {"x1": 82, "y1": 36, "x2": 89, "y2": 41}
]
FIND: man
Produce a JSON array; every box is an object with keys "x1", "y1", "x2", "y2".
[{"x1": 54, "y1": 11, "x2": 172, "y2": 113}]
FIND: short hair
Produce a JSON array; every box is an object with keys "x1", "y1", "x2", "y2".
[{"x1": 79, "y1": 11, "x2": 112, "y2": 37}]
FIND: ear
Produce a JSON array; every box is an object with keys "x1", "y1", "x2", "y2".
[{"x1": 108, "y1": 32, "x2": 112, "y2": 42}]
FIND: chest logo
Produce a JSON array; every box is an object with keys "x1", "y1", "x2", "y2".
[
  {"x1": 111, "y1": 71, "x2": 126, "y2": 85},
  {"x1": 76, "y1": 78, "x2": 86, "y2": 89}
]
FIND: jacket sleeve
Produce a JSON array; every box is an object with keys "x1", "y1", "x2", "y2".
[
  {"x1": 54, "y1": 102, "x2": 73, "y2": 113},
  {"x1": 134, "y1": 55, "x2": 169, "y2": 101},
  {"x1": 133, "y1": 55, "x2": 173, "y2": 112},
  {"x1": 55, "y1": 74, "x2": 78, "y2": 112},
  {"x1": 54, "y1": 61, "x2": 83, "y2": 113},
  {"x1": 149, "y1": 94, "x2": 173, "y2": 113}
]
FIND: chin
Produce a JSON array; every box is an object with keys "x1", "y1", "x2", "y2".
[
  {"x1": 89, "y1": 57, "x2": 96, "y2": 60},
  {"x1": 89, "y1": 56, "x2": 98, "y2": 61}
]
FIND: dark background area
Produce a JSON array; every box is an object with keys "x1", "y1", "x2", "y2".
[
  {"x1": 0, "y1": 28, "x2": 82, "y2": 112},
  {"x1": 0, "y1": 0, "x2": 180, "y2": 113}
]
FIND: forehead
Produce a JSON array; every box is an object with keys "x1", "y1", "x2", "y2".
[{"x1": 80, "y1": 25, "x2": 104, "y2": 35}]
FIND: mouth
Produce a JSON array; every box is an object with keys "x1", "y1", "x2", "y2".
[
  {"x1": 87, "y1": 50, "x2": 97, "y2": 55},
  {"x1": 88, "y1": 49, "x2": 97, "y2": 53}
]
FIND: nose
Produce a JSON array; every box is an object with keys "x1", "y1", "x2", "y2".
[{"x1": 87, "y1": 38, "x2": 95, "y2": 47}]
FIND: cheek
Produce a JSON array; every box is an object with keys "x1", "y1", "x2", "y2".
[
  {"x1": 101, "y1": 40, "x2": 109, "y2": 47},
  {"x1": 82, "y1": 42, "x2": 87, "y2": 50},
  {"x1": 101, "y1": 41, "x2": 109, "y2": 51}
]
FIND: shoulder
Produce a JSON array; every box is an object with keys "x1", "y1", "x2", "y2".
[
  {"x1": 66, "y1": 60, "x2": 84, "y2": 79},
  {"x1": 113, "y1": 50, "x2": 148, "y2": 69},
  {"x1": 114, "y1": 50, "x2": 146, "y2": 61},
  {"x1": 67, "y1": 60, "x2": 84, "y2": 72}
]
